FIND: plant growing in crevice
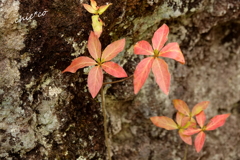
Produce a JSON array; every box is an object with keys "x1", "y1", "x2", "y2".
[
  {"x1": 133, "y1": 24, "x2": 185, "y2": 94},
  {"x1": 63, "y1": 31, "x2": 127, "y2": 98},
  {"x1": 150, "y1": 99, "x2": 230, "y2": 159},
  {"x1": 62, "y1": 0, "x2": 230, "y2": 159}
]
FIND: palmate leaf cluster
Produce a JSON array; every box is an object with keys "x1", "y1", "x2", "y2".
[
  {"x1": 62, "y1": 0, "x2": 230, "y2": 154},
  {"x1": 150, "y1": 99, "x2": 230, "y2": 152}
]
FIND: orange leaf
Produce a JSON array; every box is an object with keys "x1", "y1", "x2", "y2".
[
  {"x1": 195, "y1": 131, "x2": 206, "y2": 153},
  {"x1": 134, "y1": 40, "x2": 154, "y2": 55},
  {"x1": 191, "y1": 101, "x2": 209, "y2": 117},
  {"x1": 83, "y1": 4, "x2": 97, "y2": 14},
  {"x1": 134, "y1": 57, "x2": 154, "y2": 94},
  {"x1": 101, "y1": 38, "x2": 125, "y2": 62},
  {"x1": 181, "y1": 117, "x2": 191, "y2": 128},
  {"x1": 88, "y1": 31, "x2": 101, "y2": 60},
  {"x1": 183, "y1": 128, "x2": 201, "y2": 136},
  {"x1": 196, "y1": 111, "x2": 206, "y2": 128},
  {"x1": 152, "y1": 58, "x2": 170, "y2": 95},
  {"x1": 187, "y1": 118, "x2": 197, "y2": 128},
  {"x1": 152, "y1": 24, "x2": 169, "y2": 51},
  {"x1": 102, "y1": 61, "x2": 127, "y2": 78},
  {"x1": 90, "y1": 0, "x2": 98, "y2": 10},
  {"x1": 150, "y1": 116, "x2": 178, "y2": 130},
  {"x1": 179, "y1": 129, "x2": 192, "y2": 145},
  {"x1": 172, "y1": 99, "x2": 190, "y2": 116},
  {"x1": 62, "y1": 56, "x2": 96, "y2": 73},
  {"x1": 98, "y1": 3, "x2": 112, "y2": 15},
  {"x1": 88, "y1": 66, "x2": 103, "y2": 98},
  {"x1": 176, "y1": 112, "x2": 185, "y2": 127},
  {"x1": 205, "y1": 113, "x2": 230, "y2": 130},
  {"x1": 160, "y1": 42, "x2": 185, "y2": 64}
]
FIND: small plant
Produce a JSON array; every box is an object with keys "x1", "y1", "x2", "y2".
[
  {"x1": 83, "y1": 0, "x2": 112, "y2": 37},
  {"x1": 62, "y1": 0, "x2": 230, "y2": 159},
  {"x1": 150, "y1": 99, "x2": 230, "y2": 154},
  {"x1": 133, "y1": 24, "x2": 185, "y2": 94},
  {"x1": 63, "y1": 31, "x2": 127, "y2": 98}
]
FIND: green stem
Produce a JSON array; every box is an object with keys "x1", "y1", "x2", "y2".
[
  {"x1": 103, "y1": 75, "x2": 133, "y2": 85},
  {"x1": 101, "y1": 87, "x2": 111, "y2": 160},
  {"x1": 183, "y1": 143, "x2": 189, "y2": 160}
]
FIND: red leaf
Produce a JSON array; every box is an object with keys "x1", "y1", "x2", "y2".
[
  {"x1": 196, "y1": 111, "x2": 206, "y2": 128},
  {"x1": 134, "y1": 40, "x2": 154, "y2": 55},
  {"x1": 134, "y1": 57, "x2": 154, "y2": 94},
  {"x1": 183, "y1": 128, "x2": 201, "y2": 136},
  {"x1": 195, "y1": 131, "x2": 206, "y2": 153},
  {"x1": 101, "y1": 38, "x2": 125, "y2": 62},
  {"x1": 205, "y1": 113, "x2": 230, "y2": 131},
  {"x1": 88, "y1": 66, "x2": 103, "y2": 98},
  {"x1": 152, "y1": 58, "x2": 171, "y2": 95},
  {"x1": 62, "y1": 56, "x2": 96, "y2": 73},
  {"x1": 152, "y1": 24, "x2": 169, "y2": 51},
  {"x1": 160, "y1": 42, "x2": 185, "y2": 64},
  {"x1": 88, "y1": 31, "x2": 101, "y2": 60},
  {"x1": 150, "y1": 116, "x2": 178, "y2": 130},
  {"x1": 191, "y1": 101, "x2": 209, "y2": 117},
  {"x1": 172, "y1": 99, "x2": 190, "y2": 116},
  {"x1": 179, "y1": 129, "x2": 192, "y2": 145},
  {"x1": 101, "y1": 61, "x2": 127, "y2": 78},
  {"x1": 83, "y1": 4, "x2": 97, "y2": 14}
]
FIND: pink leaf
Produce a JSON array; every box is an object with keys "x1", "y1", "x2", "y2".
[
  {"x1": 88, "y1": 31, "x2": 101, "y2": 60},
  {"x1": 101, "y1": 38, "x2": 125, "y2": 62},
  {"x1": 196, "y1": 111, "x2": 206, "y2": 128},
  {"x1": 205, "y1": 113, "x2": 230, "y2": 131},
  {"x1": 191, "y1": 101, "x2": 209, "y2": 117},
  {"x1": 179, "y1": 129, "x2": 192, "y2": 145},
  {"x1": 62, "y1": 56, "x2": 96, "y2": 73},
  {"x1": 83, "y1": 4, "x2": 97, "y2": 14},
  {"x1": 150, "y1": 116, "x2": 178, "y2": 130},
  {"x1": 172, "y1": 99, "x2": 190, "y2": 116},
  {"x1": 152, "y1": 58, "x2": 171, "y2": 95},
  {"x1": 152, "y1": 24, "x2": 169, "y2": 51},
  {"x1": 160, "y1": 42, "x2": 185, "y2": 64},
  {"x1": 101, "y1": 61, "x2": 127, "y2": 78},
  {"x1": 134, "y1": 57, "x2": 154, "y2": 94},
  {"x1": 195, "y1": 131, "x2": 206, "y2": 153},
  {"x1": 134, "y1": 40, "x2": 154, "y2": 55},
  {"x1": 88, "y1": 66, "x2": 103, "y2": 98},
  {"x1": 183, "y1": 128, "x2": 201, "y2": 136}
]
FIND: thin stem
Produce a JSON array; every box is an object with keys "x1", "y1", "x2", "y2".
[
  {"x1": 103, "y1": 75, "x2": 133, "y2": 85},
  {"x1": 183, "y1": 143, "x2": 189, "y2": 160},
  {"x1": 100, "y1": 74, "x2": 133, "y2": 159},
  {"x1": 101, "y1": 87, "x2": 111, "y2": 160}
]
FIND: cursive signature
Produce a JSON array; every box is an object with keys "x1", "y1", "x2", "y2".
[{"x1": 15, "y1": 10, "x2": 48, "y2": 23}]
